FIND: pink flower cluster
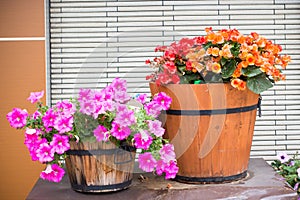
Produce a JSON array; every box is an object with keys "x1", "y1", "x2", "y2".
[
  {"x1": 7, "y1": 91, "x2": 74, "y2": 182},
  {"x1": 7, "y1": 78, "x2": 179, "y2": 182},
  {"x1": 138, "y1": 144, "x2": 178, "y2": 179},
  {"x1": 78, "y1": 78, "x2": 178, "y2": 179}
]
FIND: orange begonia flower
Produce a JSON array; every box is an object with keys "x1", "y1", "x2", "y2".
[
  {"x1": 205, "y1": 27, "x2": 212, "y2": 32},
  {"x1": 256, "y1": 38, "x2": 266, "y2": 48},
  {"x1": 214, "y1": 34, "x2": 224, "y2": 44},
  {"x1": 255, "y1": 56, "x2": 264, "y2": 66},
  {"x1": 251, "y1": 32, "x2": 259, "y2": 40},
  {"x1": 246, "y1": 54, "x2": 255, "y2": 65},
  {"x1": 239, "y1": 51, "x2": 248, "y2": 60},
  {"x1": 231, "y1": 79, "x2": 246, "y2": 90},
  {"x1": 206, "y1": 32, "x2": 216, "y2": 42},
  {"x1": 237, "y1": 35, "x2": 246, "y2": 45},
  {"x1": 206, "y1": 47, "x2": 212, "y2": 55},
  {"x1": 238, "y1": 80, "x2": 247, "y2": 90},
  {"x1": 241, "y1": 61, "x2": 249, "y2": 68},
  {"x1": 212, "y1": 62, "x2": 221, "y2": 73},
  {"x1": 281, "y1": 55, "x2": 291, "y2": 63},
  {"x1": 233, "y1": 66, "x2": 242, "y2": 78},
  {"x1": 211, "y1": 47, "x2": 220, "y2": 57}
]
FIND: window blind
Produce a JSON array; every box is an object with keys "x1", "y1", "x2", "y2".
[{"x1": 49, "y1": 0, "x2": 300, "y2": 161}]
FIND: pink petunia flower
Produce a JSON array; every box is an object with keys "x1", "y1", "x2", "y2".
[
  {"x1": 138, "y1": 152, "x2": 157, "y2": 172},
  {"x1": 93, "y1": 125, "x2": 109, "y2": 142},
  {"x1": 42, "y1": 108, "x2": 57, "y2": 129},
  {"x1": 40, "y1": 164, "x2": 65, "y2": 183},
  {"x1": 152, "y1": 92, "x2": 172, "y2": 110},
  {"x1": 297, "y1": 168, "x2": 300, "y2": 177},
  {"x1": 110, "y1": 77, "x2": 127, "y2": 91},
  {"x1": 54, "y1": 116, "x2": 73, "y2": 134},
  {"x1": 144, "y1": 101, "x2": 162, "y2": 118},
  {"x1": 55, "y1": 100, "x2": 76, "y2": 117},
  {"x1": 156, "y1": 159, "x2": 167, "y2": 176},
  {"x1": 114, "y1": 91, "x2": 131, "y2": 103},
  {"x1": 114, "y1": 107, "x2": 136, "y2": 127},
  {"x1": 50, "y1": 134, "x2": 70, "y2": 154},
  {"x1": 159, "y1": 144, "x2": 176, "y2": 163},
  {"x1": 27, "y1": 91, "x2": 44, "y2": 104},
  {"x1": 79, "y1": 100, "x2": 96, "y2": 116},
  {"x1": 133, "y1": 131, "x2": 153, "y2": 150},
  {"x1": 78, "y1": 88, "x2": 92, "y2": 102},
  {"x1": 101, "y1": 87, "x2": 114, "y2": 101},
  {"x1": 110, "y1": 122, "x2": 131, "y2": 140},
  {"x1": 148, "y1": 120, "x2": 165, "y2": 137},
  {"x1": 6, "y1": 108, "x2": 28, "y2": 128},
  {"x1": 32, "y1": 111, "x2": 41, "y2": 120},
  {"x1": 36, "y1": 141, "x2": 55, "y2": 163},
  {"x1": 277, "y1": 152, "x2": 290, "y2": 163},
  {"x1": 24, "y1": 129, "x2": 42, "y2": 161},
  {"x1": 136, "y1": 94, "x2": 147, "y2": 104},
  {"x1": 164, "y1": 160, "x2": 179, "y2": 179}
]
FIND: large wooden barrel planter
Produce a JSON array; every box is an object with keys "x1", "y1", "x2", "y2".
[
  {"x1": 149, "y1": 82, "x2": 259, "y2": 183},
  {"x1": 65, "y1": 141, "x2": 136, "y2": 193}
]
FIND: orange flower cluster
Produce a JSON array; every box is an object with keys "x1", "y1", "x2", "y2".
[
  {"x1": 204, "y1": 27, "x2": 291, "y2": 90},
  {"x1": 146, "y1": 27, "x2": 290, "y2": 93}
]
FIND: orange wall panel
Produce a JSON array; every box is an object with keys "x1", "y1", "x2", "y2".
[
  {"x1": 0, "y1": 41, "x2": 46, "y2": 200},
  {"x1": 0, "y1": 0, "x2": 44, "y2": 37}
]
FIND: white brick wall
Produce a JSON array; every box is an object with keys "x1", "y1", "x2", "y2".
[{"x1": 48, "y1": 0, "x2": 300, "y2": 161}]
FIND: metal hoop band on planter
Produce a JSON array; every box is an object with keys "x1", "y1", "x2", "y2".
[
  {"x1": 70, "y1": 180, "x2": 132, "y2": 192},
  {"x1": 175, "y1": 171, "x2": 247, "y2": 184},
  {"x1": 165, "y1": 103, "x2": 258, "y2": 116}
]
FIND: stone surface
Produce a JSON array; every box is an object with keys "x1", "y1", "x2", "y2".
[{"x1": 27, "y1": 158, "x2": 298, "y2": 200}]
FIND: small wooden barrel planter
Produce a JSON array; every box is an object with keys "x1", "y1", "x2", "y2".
[
  {"x1": 150, "y1": 82, "x2": 259, "y2": 183},
  {"x1": 65, "y1": 141, "x2": 136, "y2": 193}
]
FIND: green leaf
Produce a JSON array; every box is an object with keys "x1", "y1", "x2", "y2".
[
  {"x1": 221, "y1": 59, "x2": 236, "y2": 79},
  {"x1": 247, "y1": 74, "x2": 273, "y2": 94},
  {"x1": 220, "y1": 57, "x2": 227, "y2": 66},
  {"x1": 180, "y1": 74, "x2": 201, "y2": 84},
  {"x1": 202, "y1": 42, "x2": 213, "y2": 50},
  {"x1": 242, "y1": 66, "x2": 263, "y2": 77},
  {"x1": 177, "y1": 64, "x2": 186, "y2": 75},
  {"x1": 230, "y1": 42, "x2": 241, "y2": 57}
]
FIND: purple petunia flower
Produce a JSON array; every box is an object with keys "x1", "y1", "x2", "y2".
[
  {"x1": 40, "y1": 164, "x2": 65, "y2": 183},
  {"x1": 277, "y1": 152, "x2": 290, "y2": 163},
  {"x1": 27, "y1": 91, "x2": 44, "y2": 104},
  {"x1": 138, "y1": 152, "x2": 157, "y2": 172},
  {"x1": 6, "y1": 108, "x2": 28, "y2": 129}
]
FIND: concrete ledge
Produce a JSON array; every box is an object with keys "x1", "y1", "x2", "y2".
[{"x1": 27, "y1": 158, "x2": 298, "y2": 200}]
